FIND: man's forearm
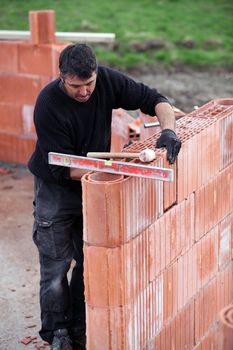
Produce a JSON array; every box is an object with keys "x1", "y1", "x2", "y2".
[{"x1": 155, "y1": 102, "x2": 176, "y2": 131}]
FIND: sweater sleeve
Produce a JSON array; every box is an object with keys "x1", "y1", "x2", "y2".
[
  {"x1": 33, "y1": 94, "x2": 74, "y2": 182},
  {"x1": 105, "y1": 68, "x2": 170, "y2": 116}
]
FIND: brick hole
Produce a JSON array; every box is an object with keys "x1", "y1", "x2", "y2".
[
  {"x1": 88, "y1": 172, "x2": 123, "y2": 182},
  {"x1": 129, "y1": 127, "x2": 140, "y2": 141},
  {"x1": 215, "y1": 98, "x2": 233, "y2": 106}
]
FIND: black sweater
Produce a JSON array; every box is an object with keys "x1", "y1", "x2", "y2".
[{"x1": 28, "y1": 66, "x2": 169, "y2": 184}]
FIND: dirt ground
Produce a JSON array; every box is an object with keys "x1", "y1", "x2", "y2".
[
  {"x1": 0, "y1": 68, "x2": 232, "y2": 350},
  {"x1": 0, "y1": 165, "x2": 42, "y2": 350},
  {"x1": 133, "y1": 67, "x2": 233, "y2": 113}
]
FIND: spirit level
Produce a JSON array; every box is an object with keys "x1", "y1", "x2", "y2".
[{"x1": 48, "y1": 152, "x2": 173, "y2": 182}]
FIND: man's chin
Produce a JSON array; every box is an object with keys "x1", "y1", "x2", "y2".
[{"x1": 75, "y1": 96, "x2": 90, "y2": 102}]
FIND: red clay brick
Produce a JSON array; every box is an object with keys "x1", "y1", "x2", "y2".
[
  {"x1": 165, "y1": 321, "x2": 171, "y2": 350},
  {"x1": 177, "y1": 118, "x2": 220, "y2": 202},
  {"x1": 84, "y1": 244, "x2": 124, "y2": 307},
  {"x1": 194, "y1": 278, "x2": 218, "y2": 343},
  {"x1": 18, "y1": 135, "x2": 37, "y2": 164},
  {"x1": 163, "y1": 160, "x2": 176, "y2": 210},
  {"x1": 0, "y1": 103, "x2": 35, "y2": 136},
  {"x1": 18, "y1": 43, "x2": 54, "y2": 76},
  {"x1": 86, "y1": 274, "x2": 164, "y2": 349},
  {"x1": 217, "y1": 164, "x2": 232, "y2": 223},
  {"x1": 163, "y1": 262, "x2": 178, "y2": 322},
  {"x1": 0, "y1": 41, "x2": 19, "y2": 73},
  {"x1": 22, "y1": 104, "x2": 36, "y2": 134},
  {"x1": 164, "y1": 210, "x2": 171, "y2": 266},
  {"x1": 85, "y1": 304, "x2": 125, "y2": 350},
  {"x1": 82, "y1": 172, "x2": 126, "y2": 247},
  {"x1": 149, "y1": 193, "x2": 194, "y2": 282},
  {"x1": 148, "y1": 215, "x2": 166, "y2": 279},
  {"x1": 0, "y1": 74, "x2": 42, "y2": 105},
  {"x1": 29, "y1": 10, "x2": 56, "y2": 45},
  {"x1": 204, "y1": 177, "x2": 216, "y2": 235},
  {"x1": 176, "y1": 136, "x2": 188, "y2": 202},
  {"x1": 219, "y1": 213, "x2": 232, "y2": 270},
  {"x1": 195, "y1": 164, "x2": 233, "y2": 241},
  {"x1": 196, "y1": 227, "x2": 218, "y2": 290},
  {"x1": 219, "y1": 305, "x2": 233, "y2": 350},
  {"x1": 139, "y1": 111, "x2": 161, "y2": 141},
  {"x1": 0, "y1": 132, "x2": 36, "y2": 164},
  {"x1": 175, "y1": 116, "x2": 220, "y2": 202},
  {"x1": 50, "y1": 43, "x2": 68, "y2": 78},
  {"x1": 84, "y1": 228, "x2": 153, "y2": 307},
  {"x1": 0, "y1": 103, "x2": 22, "y2": 134},
  {"x1": 82, "y1": 172, "x2": 161, "y2": 246},
  {"x1": 179, "y1": 193, "x2": 195, "y2": 255},
  {"x1": 194, "y1": 322, "x2": 224, "y2": 349},
  {"x1": 220, "y1": 113, "x2": 233, "y2": 169},
  {"x1": 155, "y1": 301, "x2": 195, "y2": 350},
  {"x1": 195, "y1": 262, "x2": 233, "y2": 344},
  {"x1": 222, "y1": 263, "x2": 233, "y2": 307},
  {"x1": 111, "y1": 109, "x2": 135, "y2": 152},
  {"x1": 21, "y1": 336, "x2": 33, "y2": 345}
]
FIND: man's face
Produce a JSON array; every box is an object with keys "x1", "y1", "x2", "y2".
[{"x1": 61, "y1": 72, "x2": 97, "y2": 102}]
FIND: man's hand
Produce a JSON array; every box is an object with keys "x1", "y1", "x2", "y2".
[
  {"x1": 156, "y1": 129, "x2": 181, "y2": 164},
  {"x1": 123, "y1": 139, "x2": 133, "y2": 149}
]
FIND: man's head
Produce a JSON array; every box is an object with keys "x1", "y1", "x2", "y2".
[{"x1": 59, "y1": 44, "x2": 98, "y2": 102}]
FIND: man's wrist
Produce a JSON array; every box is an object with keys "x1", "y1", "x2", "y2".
[{"x1": 161, "y1": 128, "x2": 176, "y2": 136}]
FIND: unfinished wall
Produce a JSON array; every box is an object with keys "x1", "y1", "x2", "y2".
[
  {"x1": 0, "y1": 10, "x2": 68, "y2": 164},
  {"x1": 82, "y1": 98, "x2": 233, "y2": 349}
]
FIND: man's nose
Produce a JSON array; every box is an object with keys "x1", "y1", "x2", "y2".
[{"x1": 79, "y1": 85, "x2": 87, "y2": 95}]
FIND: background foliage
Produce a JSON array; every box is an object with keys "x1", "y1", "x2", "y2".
[{"x1": 0, "y1": 0, "x2": 232, "y2": 69}]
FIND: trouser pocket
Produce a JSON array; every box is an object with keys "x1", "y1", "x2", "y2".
[{"x1": 33, "y1": 217, "x2": 74, "y2": 260}]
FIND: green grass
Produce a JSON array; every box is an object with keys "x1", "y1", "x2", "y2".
[{"x1": 0, "y1": 0, "x2": 232, "y2": 69}]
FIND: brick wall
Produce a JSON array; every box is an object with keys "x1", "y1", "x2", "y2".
[
  {"x1": 82, "y1": 98, "x2": 233, "y2": 349},
  {"x1": 0, "y1": 10, "x2": 67, "y2": 164}
]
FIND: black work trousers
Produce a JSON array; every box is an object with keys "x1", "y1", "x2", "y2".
[{"x1": 32, "y1": 176, "x2": 85, "y2": 344}]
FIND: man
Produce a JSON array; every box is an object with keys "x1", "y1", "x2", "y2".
[{"x1": 28, "y1": 43, "x2": 181, "y2": 350}]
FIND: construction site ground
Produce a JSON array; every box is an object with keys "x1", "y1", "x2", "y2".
[
  {"x1": 0, "y1": 68, "x2": 232, "y2": 350},
  {"x1": 0, "y1": 165, "x2": 41, "y2": 350}
]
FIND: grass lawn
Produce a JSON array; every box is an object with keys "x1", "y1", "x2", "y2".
[{"x1": 0, "y1": 0, "x2": 232, "y2": 69}]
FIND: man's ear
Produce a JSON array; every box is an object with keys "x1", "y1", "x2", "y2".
[{"x1": 60, "y1": 74, "x2": 64, "y2": 83}]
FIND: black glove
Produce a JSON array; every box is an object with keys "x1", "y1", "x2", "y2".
[
  {"x1": 156, "y1": 129, "x2": 181, "y2": 164},
  {"x1": 123, "y1": 139, "x2": 133, "y2": 149}
]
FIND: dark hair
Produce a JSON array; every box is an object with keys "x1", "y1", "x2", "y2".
[{"x1": 59, "y1": 43, "x2": 97, "y2": 80}]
